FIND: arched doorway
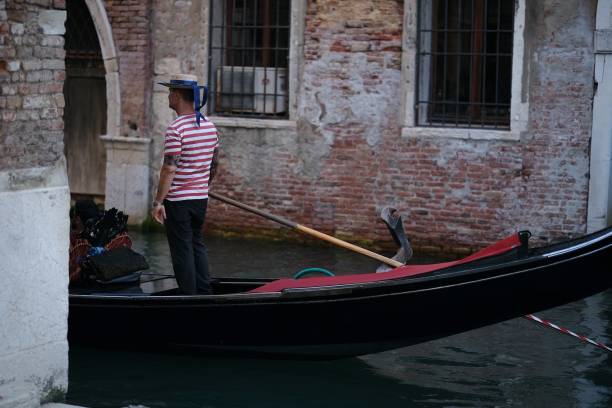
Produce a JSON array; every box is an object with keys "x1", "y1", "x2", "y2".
[{"x1": 64, "y1": 0, "x2": 107, "y2": 201}]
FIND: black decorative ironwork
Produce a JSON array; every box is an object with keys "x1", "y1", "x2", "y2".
[
  {"x1": 208, "y1": 0, "x2": 290, "y2": 118},
  {"x1": 416, "y1": 0, "x2": 514, "y2": 129}
]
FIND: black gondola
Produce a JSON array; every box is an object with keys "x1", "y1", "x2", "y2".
[{"x1": 68, "y1": 226, "x2": 612, "y2": 358}]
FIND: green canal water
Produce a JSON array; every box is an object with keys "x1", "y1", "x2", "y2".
[{"x1": 66, "y1": 231, "x2": 612, "y2": 407}]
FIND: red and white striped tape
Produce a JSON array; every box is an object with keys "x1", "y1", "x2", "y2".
[{"x1": 524, "y1": 314, "x2": 612, "y2": 353}]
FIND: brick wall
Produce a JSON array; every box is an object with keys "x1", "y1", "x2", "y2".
[
  {"x1": 103, "y1": 0, "x2": 152, "y2": 138},
  {"x1": 81, "y1": 0, "x2": 598, "y2": 253},
  {"x1": 207, "y1": 0, "x2": 409, "y2": 250},
  {"x1": 0, "y1": 0, "x2": 66, "y2": 171},
  {"x1": 518, "y1": 0, "x2": 595, "y2": 244},
  {"x1": 207, "y1": 0, "x2": 597, "y2": 253}
]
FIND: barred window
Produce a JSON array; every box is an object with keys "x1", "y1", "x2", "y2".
[
  {"x1": 416, "y1": 0, "x2": 515, "y2": 129},
  {"x1": 208, "y1": 0, "x2": 290, "y2": 118}
]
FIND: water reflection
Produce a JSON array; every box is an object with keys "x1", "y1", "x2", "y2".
[
  {"x1": 68, "y1": 347, "x2": 461, "y2": 408},
  {"x1": 576, "y1": 295, "x2": 612, "y2": 406},
  {"x1": 67, "y1": 231, "x2": 612, "y2": 407},
  {"x1": 130, "y1": 230, "x2": 386, "y2": 279},
  {"x1": 360, "y1": 306, "x2": 612, "y2": 407}
]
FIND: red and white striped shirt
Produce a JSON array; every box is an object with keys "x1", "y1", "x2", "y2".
[{"x1": 164, "y1": 114, "x2": 219, "y2": 201}]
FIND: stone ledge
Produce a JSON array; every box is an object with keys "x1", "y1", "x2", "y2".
[
  {"x1": 209, "y1": 116, "x2": 297, "y2": 130},
  {"x1": 100, "y1": 135, "x2": 151, "y2": 144},
  {"x1": 101, "y1": 136, "x2": 151, "y2": 153},
  {"x1": 595, "y1": 29, "x2": 612, "y2": 53},
  {"x1": 401, "y1": 126, "x2": 521, "y2": 141},
  {"x1": 0, "y1": 160, "x2": 68, "y2": 193}
]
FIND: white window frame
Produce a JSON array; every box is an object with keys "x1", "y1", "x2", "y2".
[
  {"x1": 203, "y1": 0, "x2": 305, "y2": 130},
  {"x1": 401, "y1": 0, "x2": 527, "y2": 141}
]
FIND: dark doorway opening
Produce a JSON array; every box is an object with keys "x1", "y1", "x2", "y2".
[{"x1": 64, "y1": 0, "x2": 107, "y2": 202}]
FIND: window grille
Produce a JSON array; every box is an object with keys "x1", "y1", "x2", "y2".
[
  {"x1": 208, "y1": 0, "x2": 290, "y2": 118},
  {"x1": 416, "y1": 0, "x2": 514, "y2": 129}
]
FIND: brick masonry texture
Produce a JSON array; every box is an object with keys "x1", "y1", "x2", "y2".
[
  {"x1": 208, "y1": 0, "x2": 409, "y2": 250},
  {"x1": 0, "y1": 0, "x2": 66, "y2": 171},
  {"x1": 516, "y1": 1, "x2": 596, "y2": 245},
  {"x1": 206, "y1": 0, "x2": 597, "y2": 253},
  {"x1": 0, "y1": 0, "x2": 153, "y2": 162},
  {"x1": 4, "y1": 0, "x2": 597, "y2": 253},
  {"x1": 103, "y1": 0, "x2": 152, "y2": 138}
]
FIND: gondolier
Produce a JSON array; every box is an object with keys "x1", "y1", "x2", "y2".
[{"x1": 152, "y1": 73, "x2": 219, "y2": 295}]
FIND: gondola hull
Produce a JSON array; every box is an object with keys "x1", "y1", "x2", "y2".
[{"x1": 68, "y1": 228, "x2": 612, "y2": 358}]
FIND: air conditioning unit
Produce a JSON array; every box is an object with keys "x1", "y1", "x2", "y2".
[{"x1": 216, "y1": 66, "x2": 287, "y2": 114}]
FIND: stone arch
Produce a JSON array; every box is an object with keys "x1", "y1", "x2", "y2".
[{"x1": 84, "y1": 0, "x2": 121, "y2": 138}]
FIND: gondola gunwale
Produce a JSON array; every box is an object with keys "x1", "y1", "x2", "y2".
[{"x1": 258, "y1": 226, "x2": 612, "y2": 296}]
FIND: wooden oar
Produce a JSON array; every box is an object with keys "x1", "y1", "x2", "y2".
[{"x1": 209, "y1": 191, "x2": 403, "y2": 268}]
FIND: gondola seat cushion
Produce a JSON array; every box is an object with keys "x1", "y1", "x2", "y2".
[{"x1": 250, "y1": 233, "x2": 522, "y2": 293}]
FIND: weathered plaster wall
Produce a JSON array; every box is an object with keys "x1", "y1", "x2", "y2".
[
  {"x1": 94, "y1": 0, "x2": 598, "y2": 252},
  {"x1": 0, "y1": 0, "x2": 70, "y2": 405},
  {"x1": 519, "y1": 0, "x2": 596, "y2": 243},
  {"x1": 208, "y1": 0, "x2": 406, "y2": 247},
  {"x1": 0, "y1": 165, "x2": 70, "y2": 407},
  {"x1": 207, "y1": 0, "x2": 598, "y2": 252}
]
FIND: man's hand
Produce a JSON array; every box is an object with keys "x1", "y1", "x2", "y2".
[{"x1": 151, "y1": 203, "x2": 166, "y2": 224}]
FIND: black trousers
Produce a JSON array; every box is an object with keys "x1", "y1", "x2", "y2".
[{"x1": 164, "y1": 199, "x2": 211, "y2": 295}]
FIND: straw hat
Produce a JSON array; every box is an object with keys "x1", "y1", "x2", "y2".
[
  {"x1": 158, "y1": 73, "x2": 203, "y2": 89},
  {"x1": 158, "y1": 74, "x2": 209, "y2": 126}
]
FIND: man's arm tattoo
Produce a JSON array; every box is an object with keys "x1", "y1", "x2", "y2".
[
  {"x1": 209, "y1": 148, "x2": 219, "y2": 181},
  {"x1": 163, "y1": 154, "x2": 180, "y2": 167}
]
